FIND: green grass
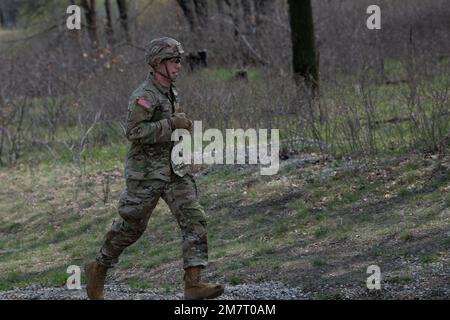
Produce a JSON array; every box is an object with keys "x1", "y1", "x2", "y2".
[
  {"x1": 253, "y1": 241, "x2": 277, "y2": 256},
  {"x1": 397, "y1": 275, "x2": 412, "y2": 285},
  {"x1": 399, "y1": 232, "x2": 414, "y2": 242},
  {"x1": 202, "y1": 67, "x2": 261, "y2": 82},
  {"x1": 0, "y1": 137, "x2": 448, "y2": 296},
  {"x1": 229, "y1": 277, "x2": 244, "y2": 285},
  {"x1": 341, "y1": 191, "x2": 360, "y2": 204},
  {"x1": 444, "y1": 199, "x2": 450, "y2": 208},
  {"x1": 314, "y1": 226, "x2": 330, "y2": 239},
  {"x1": 420, "y1": 254, "x2": 438, "y2": 264},
  {"x1": 0, "y1": 267, "x2": 69, "y2": 291},
  {"x1": 383, "y1": 58, "x2": 407, "y2": 80},
  {"x1": 273, "y1": 220, "x2": 289, "y2": 237},
  {"x1": 84, "y1": 143, "x2": 127, "y2": 168},
  {"x1": 312, "y1": 258, "x2": 327, "y2": 267},
  {"x1": 398, "y1": 187, "x2": 413, "y2": 197},
  {"x1": 127, "y1": 279, "x2": 155, "y2": 289}
]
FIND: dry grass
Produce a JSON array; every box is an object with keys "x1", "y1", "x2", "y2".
[{"x1": 1, "y1": 149, "x2": 448, "y2": 298}]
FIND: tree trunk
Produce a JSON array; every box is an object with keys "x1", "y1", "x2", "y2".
[
  {"x1": 104, "y1": 0, "x2": 114, "y2": 45},
  {"x1": 288, "y1": 0, "x2": 319, "y2": 92},
  {"x1": 254, "y1": 0, "x2": 272, "y2": 28},
  {"x1": 216, "y1": 0, "x2": 224, "y2": 15},
  {"x1": 0, "y1": 8, "x2": 4, "y2": 28},
  {"x1": 193, "y1": 0, "x2": 208, "y2": 29},
  {"x1": 116, "y1": 0, "x2": 130, "y2": 43},
  {"x1": 176, "y1": 0, "x2": 196, "y2": 32},
  {"x1": 80, "y1": 0, "x2": 99, "y2": 48},
  {"x1": 241, "y1": 0, "x2": 254, "y2": 34},
  {"x1": 224, "y1": 0, "x2": 240, "y2": 36},
  {"x1": 215, "y1": 0, "x2": 225, "y2": 32},
  {"x1": 0, "y1": 0, "x2": 18, "y2": 28}
]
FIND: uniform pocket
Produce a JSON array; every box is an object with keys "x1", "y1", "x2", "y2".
[
  {"x1": 117, "y1": 191, "x2": 144, "y2": 221},
  {"x1": 160, "y1": 100, "x2": 172, "y2": 118},
  {"x1": 125, "y1": 170, "x2": 147, "y2": 180}
]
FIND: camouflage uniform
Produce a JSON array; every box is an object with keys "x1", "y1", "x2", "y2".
[{"x1": 95, "y1": 44, "x2": 208, "y2": 270}]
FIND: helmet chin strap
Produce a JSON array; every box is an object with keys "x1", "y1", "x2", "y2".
[{"x1": 154, "y1": 61, "x2": 174, "y2": 83}]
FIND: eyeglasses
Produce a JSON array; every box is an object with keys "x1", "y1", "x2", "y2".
[{"x1": 167, "y1": 57, "x2": 182, "y2": 64}]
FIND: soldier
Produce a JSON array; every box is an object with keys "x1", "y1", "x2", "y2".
[{"x1": 85, "y1": 37, "x2": 224, "y2": 300}]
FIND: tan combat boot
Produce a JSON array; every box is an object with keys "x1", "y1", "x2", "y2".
[
  {"x1": 184, "y1": 266, "x2": 224, "y2": 300},
  {"x1": 85, "y1": 261, "x2": 108, "y2": 300}
]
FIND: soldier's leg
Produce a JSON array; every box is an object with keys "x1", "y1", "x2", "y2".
[
  {"x1": 96, "y1": 179, "x2": 166, "y2": 267},
  {"x1": 162, "y1": 174, "x2": 224, "y2": 299},
  {"x1": 161, "y1": 174, "x2": 208, "y2": 269}
]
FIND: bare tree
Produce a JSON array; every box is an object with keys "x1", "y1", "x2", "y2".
[
  {"x1": 104, "y1": 0, "x2": 114, "y2": 45},
  {"x1": 241, "y1": 0, "x2": 255, "y2": 34},
  {"x1": 254, "y1": 0, "x2": 272, "y2": 28},
  {"x1": 0, "y1": 97, "x2": 27, "y2": 164},
  {"x1": 224, "y1": 0, "x2": 240, "y2": 28},
  {"x1": 193, "y1": 0, "x2": 209, "y2": 29},
  {"x1": 0, "y1": 6, "x2": 5, "y2": 28},
  {"x1": 116, "y1": 0, "x2": 130, "y2": 43},
  {"x1": 80, "y1": 0, "x2": 99, "y2": 48},
  {"x1": 215, "y1": 0, "x2": 225, "y2": 16},
  {"x1": 0, "y1": 0, "x2": 19, "y2": 28},
  {"x1": 176, "y1": 0, "x2": 196, "y2": 32},
  {"x1": 176, "y1": 0, "x2": 209, "y2": 32},
  {"x1": 288, "y1": 0, "x2": 319, "y2": 92}
]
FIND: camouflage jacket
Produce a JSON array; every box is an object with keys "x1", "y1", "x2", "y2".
[{"x1": 124, "y1": 74, "x2": 189, "y2": 181}]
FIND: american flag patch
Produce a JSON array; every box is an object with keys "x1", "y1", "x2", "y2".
[{"x1": 137, "y1": 98, "x2": 151, "y2": 110}]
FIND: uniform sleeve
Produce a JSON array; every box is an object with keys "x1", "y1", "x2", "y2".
[{"x1": 125, "y1": 95, "x2": 173, "y2": 144}]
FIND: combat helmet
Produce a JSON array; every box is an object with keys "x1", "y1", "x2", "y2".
[{"x1": 145, "y1": 37, "x2": 184, "y2": 66}]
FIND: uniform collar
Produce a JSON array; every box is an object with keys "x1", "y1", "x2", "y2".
[{"x1": 147, "y1": 72, "x2": 176, "y2": 98}]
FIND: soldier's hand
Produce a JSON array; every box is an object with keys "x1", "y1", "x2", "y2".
[{"x1": 170, "y1": 113, "x2": 193, "y2": 130}]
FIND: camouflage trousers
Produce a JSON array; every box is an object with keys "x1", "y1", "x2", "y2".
[{"x1": 96, "y1": 173, "x2": 208, "y2": 269}]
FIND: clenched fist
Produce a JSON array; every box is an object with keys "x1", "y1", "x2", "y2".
[{"x1": 170, "y1": 113, "x2": 193, "y2": 130}]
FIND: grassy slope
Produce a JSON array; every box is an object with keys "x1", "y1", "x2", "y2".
[{"x1": 0, "y1": 148, "x2": 448, "y2": 298}]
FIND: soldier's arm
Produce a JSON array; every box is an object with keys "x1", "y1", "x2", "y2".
[{"x1": 126, "y1": 97, "x2": 173, "y2": 144}]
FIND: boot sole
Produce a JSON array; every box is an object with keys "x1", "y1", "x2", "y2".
[
  {"x1": 185, "y1": 286, "x2": 225, "y2": 300},
  {"x1": 205, "y1": 286, "x2": 224, "y2": 299}
]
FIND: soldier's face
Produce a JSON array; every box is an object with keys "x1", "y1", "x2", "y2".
[{"x1": 156, "y1": 57, "x2": 182, "y2": 81}]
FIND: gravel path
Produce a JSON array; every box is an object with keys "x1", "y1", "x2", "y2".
[{"x1": 0, "y1": 281, "x2": 312, "y2": 300}]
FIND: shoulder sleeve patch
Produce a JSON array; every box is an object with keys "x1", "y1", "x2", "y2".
[{"x1": 136, "y1": 98, "x2": 152, "y2": 110}]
